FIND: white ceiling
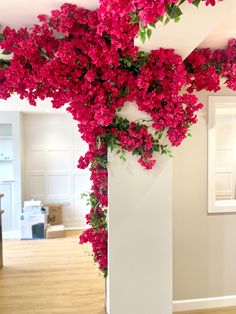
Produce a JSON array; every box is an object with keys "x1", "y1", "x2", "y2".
[
  {"x1": 0, "y1": 0, "x2": 99, "y2": 28},
  {"x1": 199, "y1": 7, "x2": 236, "y2": 49}
]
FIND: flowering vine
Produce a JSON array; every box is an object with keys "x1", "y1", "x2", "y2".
[
  {"x1": 185, "y1": 39, "x2": 236, "y2": 92},
  {"x1": 0, "y1": 2, "x2": 234, "y2": 277}
]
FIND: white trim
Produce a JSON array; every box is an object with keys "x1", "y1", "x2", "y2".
[
  {"x1": 64, "y1": 226, "x2": 87, "y2": 231},
  {"x1": 208, "y1": 96, "x2": 216, "y2": 213},
  {"x1": 173, "y1": 295, "x2": 236, "y2": 312}
]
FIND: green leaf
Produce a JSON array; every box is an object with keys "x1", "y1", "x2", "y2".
[
  {"x1": 139, "y1": 31, "x2": 146, "y2": 44},
  {"x1": 0, "y1": 33, "x2": 4, "y2": 42},
  {"x1": 179, "y1": 0, "x2": 186, "y2": 5},
  {"x1": 0, "y1": 63, "x2": 8, "y2": 69},
  {"x1": 147, "y1": 28, "x2": 152, "y2": 40},
  {"x1": 169, "y1": 5, "x2": 183, "y2": 19},
  {"x1": 130, "y1": 11, "x2": 139, "y2": 24},
  {"x1": 192, "y1": 0, "x2": 201, "y2": 7},
  {"x1": 174, "y1": 16, "x2": 181, "y2": 23},
  {"x1": 149, "y1": 22, "x2": 156, "y2": 28},
  {"x1": 158, "y1": 132, "x2": 163, "y2": 140},
  {"x1": 164, "y1": 17, "x2": 171, "y2": 25},
  {"x1": 0, "y1": 59, "x2": 10, "y2": 69},
  {"x1": 80, "y1": 192, "x2": 88, "y2": 199},
  {"x1": 1, "y1": 50, "x2": 11, "y2": 55},
  {"x1": 166, "y1": 5, "x2": 173, "y2": 17},
  {"x1": 140, "y1": 25, "x2": 147, "y2": 32}
]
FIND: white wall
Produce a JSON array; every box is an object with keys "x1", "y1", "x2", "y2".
[
  {"x1": 23, "y1": 113, "x2": 91, "y2": 228},
  {"x1": 173, "y1": 87, "x2": 236, "y2": 301}
]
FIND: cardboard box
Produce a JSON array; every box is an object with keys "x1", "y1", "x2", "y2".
[
  {"x1": 23, "y1": 200, "x2": 42, "y2": 214},
  {"x1": 46, "y1": 225, "x2": 65, "y2": 239},
  {"x1": 44, "y1": 204, "x2": 62, "y2": 225},
  {"x1": 21, "y1": 212, "x2": 47, "y2": 240}
]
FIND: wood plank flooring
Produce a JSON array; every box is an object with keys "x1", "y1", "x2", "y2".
[
  {"x1": 0, "y1": 232, "x2": 235, "y2": 314},
  {"x1": 0, "y1": 232, "x2": 105, "y2": 314}
]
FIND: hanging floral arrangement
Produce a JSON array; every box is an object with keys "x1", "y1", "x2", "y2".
[{"x1": 0, "y1": 1, "x2": 234, "y2": 277}]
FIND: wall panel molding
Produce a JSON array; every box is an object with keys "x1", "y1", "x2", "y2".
[{"x1": 24, "y1": 113, "x2": 91, "y2": 228}]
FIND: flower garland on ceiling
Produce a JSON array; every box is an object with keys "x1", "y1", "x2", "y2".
[
  {"x1": 185, "y1": 39, "x2": 236, "y2": 92},
  {"x1": 0, "y1": 2, "x2": 235, "y2": 277}
]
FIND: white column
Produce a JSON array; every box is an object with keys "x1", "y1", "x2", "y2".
[{"x1": 108, "y1": 147, "x2": 172, "y2": 313}]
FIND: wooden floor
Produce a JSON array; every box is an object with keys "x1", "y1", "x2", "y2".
[
  {"x1": 0, "y1": 232, "x2": 235, "y2": 314},
  {"x1": 0, "y1": 231, "x2": 105, "y2": 314}
]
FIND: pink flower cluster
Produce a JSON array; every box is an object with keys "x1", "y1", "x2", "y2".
[
  {"x1": 117, "y1": 122, "x2": 157, "y2": 169},
  {"x1": 135, "y1": 49, "x2": 203, "y2": 146},
  {"x1": 78, "y1": 146, "x2": 108, "y2": 273},
  {"x1": 97, "y1": 0, "x2": 139, "y2": 56},
  {"x1": 185, "y1": 39, "x2": 236, "y2": 92},
  {"x1": 80, "y1": 226, "x2": 108, "y2": 272},
  {"x1": 221, "y1": 39, "x2": 236, "y2": 91}
]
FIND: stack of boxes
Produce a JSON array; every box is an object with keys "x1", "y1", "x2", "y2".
[
  {"x1": 20, "y1": 201, "x2": 65, "y2": 240},
  {"x1": 44, "y1": 204, "x2": 65, "y2": 239}
]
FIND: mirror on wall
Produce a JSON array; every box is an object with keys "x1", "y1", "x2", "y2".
[{"x1": 208, "y1": 96, "x2": 236, "y2": 213}]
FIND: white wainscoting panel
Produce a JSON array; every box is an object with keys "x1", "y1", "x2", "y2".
[{"x1": 24, "y1": 113, "x2": 91, "y2": 228}]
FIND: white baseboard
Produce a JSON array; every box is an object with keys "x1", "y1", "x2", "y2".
[
  {"x1": 64, "y1": 226, "x2": 87, "y2": 230},
  {"x1": 173, "y1": 295, "x2": 236, "y2": 312},
  {"x1": 3, "y1": 230, "x2": 21, "y2": 240}
]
